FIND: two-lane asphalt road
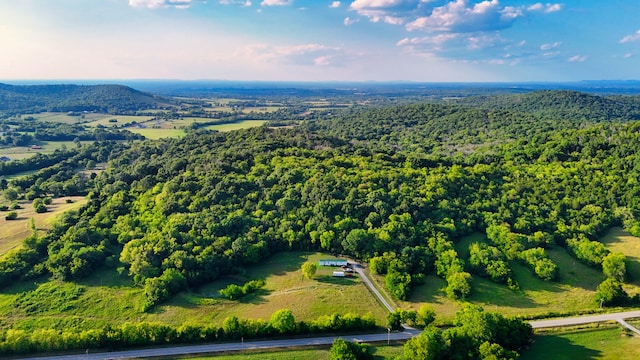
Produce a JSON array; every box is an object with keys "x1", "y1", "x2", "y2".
[
  {"x1": 529, "y1": 310, "x2": 640, "y2": 329},
  {"x1": 19, "y1": 329, "x2": 422, "y2": 360}
]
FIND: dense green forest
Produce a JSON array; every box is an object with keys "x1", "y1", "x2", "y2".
[{"x1": 3, "y1": 88, "x2": 640, "y2": 356}]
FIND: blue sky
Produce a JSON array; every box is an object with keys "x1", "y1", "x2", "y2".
[{"x1": 1, "y1": 0, "x2": 639, "y2": 82}]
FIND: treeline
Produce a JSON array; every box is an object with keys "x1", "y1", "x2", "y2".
[{"x1": 0, "y1": 310, "x2": 375, "y2": 355}]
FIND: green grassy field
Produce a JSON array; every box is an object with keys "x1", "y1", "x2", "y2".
[
  {"x1": 127, "y1": 127, "x2": 187, "y2": 139},
  {"x1": 521, "y1": 326, "x2": 640, "y2": 360},
  {"x1": 184, "y1": 343, "x2": 405, "y2": 359},
  {"x1": 601, "y1": 227, "x2": 640, "y2": 293},
  {"x1": 405, "y1": 233, "x2": 606, "y2": 322},
  {"x1": 204, "y1": 120, "x2": 267, "y2": 132},
  {"x1": 0, "y1": 141, "x2": 93, "y2": 160},
  {"x1": 0, "y1": 252, "x2": 388, "y2": 332},
  {"x1": 0, "y1": 196, "x2": 87, "y2": 256}
]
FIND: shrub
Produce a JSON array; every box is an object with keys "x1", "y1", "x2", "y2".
[{"x1": 5, "y1": 211, "x2": 18, "y2": 220}]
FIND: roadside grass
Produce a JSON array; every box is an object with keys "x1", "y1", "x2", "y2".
[
  {"x1": 521, "y1": 326, "x2": 640, "y2": 360},
  {"x1": 151, "y1": 252, "x2": 388, "y2": 327},
  {"x1": 406, "y1": 233, "x2": 605, "y2": 323},
  {"x1": 601, "y1": 227, "x2": 640, "y2": 294},
  {"x1": 0, "y1": 196, "x2": 87, "y2": 256},
  {"x1": 184, "y1": 343, "x2": 405, "y2": 359}
]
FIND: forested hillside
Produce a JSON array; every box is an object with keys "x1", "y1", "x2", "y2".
[
  {"x1": 454, "y1": 90, "x2": 640, "y2": 122},
  {"x1": 0, "y1": 83, "x2": 171, "y2": 114},
  {"x1": 3, "y1": 89, "x2": 640, "y2": 355}
]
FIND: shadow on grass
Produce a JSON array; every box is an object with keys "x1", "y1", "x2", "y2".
[
  {"x1": 315, "y1": 275, "x2": 359, "y2": 286},
  {"x1": 470, "y1": 278, "x2": 539, "y2": 309},
  {"x1": 246, "y1": 252, "x2": 309, "y2": 277},
  {"x1": 238, "y1": 288, "x2": 272, "y2": 304},
  {"x1": 520, "y1": 335, "x2": 601, "y2": 360},
  {"x1": 76, "y1": 268, "x2": 135, "y2": 288}
]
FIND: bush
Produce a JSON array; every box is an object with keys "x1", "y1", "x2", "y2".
[{"x1": 5, "y1": 211, "x2": 17, "y2": 220}]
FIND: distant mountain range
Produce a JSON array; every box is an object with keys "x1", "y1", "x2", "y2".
[{"x1": 0, "y1": 83, "x2": 172, "y2": 114}]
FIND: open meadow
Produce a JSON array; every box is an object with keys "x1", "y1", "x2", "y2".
[
  {"x1": 0, "y1": 252, "x2": 388, "y2": 332},
  {"x1": 397, "y1": 232, "x2": 631, "y2": 323},
  {"x1": 0, "y1": 141, "x2": 93, "y2": 161},
  {"x1": 0, "y1": 196, "x2": 87, "y2": 256},
  {"x1": 601, "y1": 227, "x2": 640, "y2": 293}
]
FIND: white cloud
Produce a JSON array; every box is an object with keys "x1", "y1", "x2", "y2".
[
  {"x1": 620, "y1": 29, "x2": 640, "y2": 43},
  {"x1": 624, "y1": 53, "x2": 633, "y2": 58},
  {"x1": 261, "y1": 0, "x2": 293, "y2": 6},
  {"x1": 567, "y1": 55, "x2": 587, "y2": 62},
  {"x1": 406, "y1": 0, "x2": 525, "y2": 33},
  {"x1": 540, "y1": 41, "x2": 561, "y2": 50},
  {"x1": 219, "y1": 0, "x2": 252, "y2": 5},
  {"x1": 349, "y1": 0, "x2": 423, "y2": 25},
  {"x1": 527, "y1": 3, "x2": 562, "y2": 13},
  {"x1": 129, "y1": 0, "x2": 201, "y2": 8},
  {"x1": 344, "y1": 17, "x2": 359, "y2": 26},
  {"x1": 330, "y1": 1, "x2": 341, "y2": 8}
]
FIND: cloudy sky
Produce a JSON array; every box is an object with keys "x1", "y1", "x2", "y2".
[{"x1": 1, "y1": 0, "x2": 639, "y2": 82}]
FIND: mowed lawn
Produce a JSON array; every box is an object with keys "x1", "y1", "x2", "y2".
[
  {"x1": 405, "y1": 233, "x2": 605, "y2": 322},
  {"x1": 0, "y1": 196, "x2": 87, "y2": 256}
]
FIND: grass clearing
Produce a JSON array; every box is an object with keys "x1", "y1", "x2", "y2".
[
  {"x1": 151, "y1": 252, "x2": 388, "y2": 327},
  {"x1": 0, "y1": 252, "x2": 389, "y2": 332},
  {"x1": 521, "y1": 326, "x2": 640, "y2": 360},
  {"x1": 204, "y1": 120, "x2": 267, "y2": 132},
  {"x1": 405, "y1": 233, "x2": 606, "y2": 323},
  {"x1": 0, "y1": 141, "x2": 92, "y2": 161},
  {"x1": 601, "y1": 227, "x2": 640, "y2": 290},
  {"x1": 0, "y1": 196, "x2": 87, "y2": 256},
  {"x1": 126, "y1": 127, "x2": 186, "y2": 139}
]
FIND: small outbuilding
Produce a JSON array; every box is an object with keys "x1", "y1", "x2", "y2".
[
  {"x1": 332, "y1": 271, "x2": 345, "y2": 277},
  {"x1": 319, "y1": 259, "x2": 348, "y2": 267}
]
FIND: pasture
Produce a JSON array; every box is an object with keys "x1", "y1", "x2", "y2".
[
  {"x1": 406, "y1": 233, "x2": 606, "y2": 323},
  {"x1": 0, "y1": 140, "x2": 93, "y2": 160},
  {"x1": 0, "y1": 196, "x2": 87, "y2": 256},
  {"x1": 601, "y1": 227, "x2": 640, "y2": 291},
  {"x1": 0, "y1": 252, "x2": 388, "y2": 332}
]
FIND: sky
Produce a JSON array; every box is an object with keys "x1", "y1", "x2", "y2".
[{"x1": 0, "y1": 0, "x2": 639, "y2": 82}]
